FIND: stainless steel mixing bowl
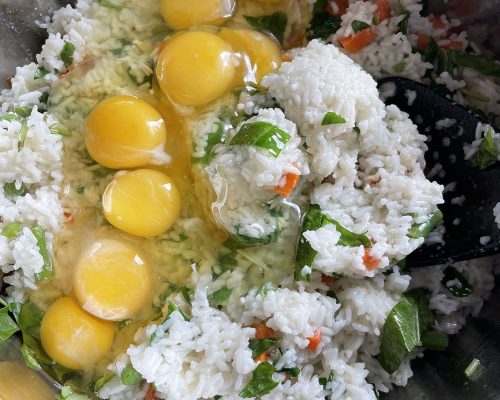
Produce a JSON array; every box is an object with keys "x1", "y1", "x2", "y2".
[{"x1": 0, "y1": 1, "x2": 499, "y2": 399}]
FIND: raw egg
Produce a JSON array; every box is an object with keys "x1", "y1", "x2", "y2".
[{"x1": 161, "y1": 0, "x2": 235, "y2": 30}]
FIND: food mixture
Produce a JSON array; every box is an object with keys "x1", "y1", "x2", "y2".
[{"x1": 0, "y1": 0, "x2": 499, "y2": 399}]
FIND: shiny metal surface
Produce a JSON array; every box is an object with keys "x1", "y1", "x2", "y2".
[{"x1": 0, "y1": 1, "x2": 499, "y2": 399}]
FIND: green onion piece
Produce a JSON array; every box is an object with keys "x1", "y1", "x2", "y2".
[
  {"x1": 14, "y1": 107, "x2": 32, "y2": 118},
  {"x1": 230, "y1": 121, "x2": 291, "y2": 158},
  {"x1": 256, "y1": 282, "x2": 276, "y2": 297},
  {"x1": 34, "y1": 66, "x2": 49, "y2": 80},
  {"x1": 98, "y1": 0, "x2": 125, "y2": 10},
  {"x1": 60, "y1": 42, "x2": 76, "y2": 69},
  {"x1": 56, "y1": 386, "x2": 91, "y2": 400},
  {"x1": 249, "y1": 338, "x2": 279, "y2": 358},
  {"x1": 321, "y1": 111, "x2": 346, "y2": 125},
  {"x1": 446, "y1": 50, "x2": 500, "y2": 78},
  {"x1": 441, "y1": 266, "x2": 473, "y2": 297},
  {"x1": 76, "y1": 186, "x2": 85, "y2": 194},
  {"x1": 18, "y1": 120, "x2": 29, "y2": 150},
  {"x1": 464, "y1": 358, "x2": 485, "y2": 381},
  {"x1": 239, "y1": 362, "x2": 279, "y2": 398},
  {"x1": 208, "y1": 287, "x2": 232, "y2": 306},
  {"x1": 0, "y1": 113, "x2": 18, "y2": 121},
  {"x1": 279, "y1": 367, "x2": 300, "y2": 377},
  {"x1": 192, "y1": 123, "x2": 225, "y2": 164},
  {"x1": 94, "y1": 373, "x2": 116, "y2": 392},
  {"x1": 243, "y1": 13, "x2": 288, "y2": 44},
  {"x1": 407, "y1": 210, "x2": 443, "y2": 239},
  {"x1": 31, "y1": 226, "x2": 54, "y2": 282},
  {"x1": 319, "y1": 372, "x2": 335, "y2": 388},
  {"x1": 120, "y1": 364, "x2": 142, "y2": 385},
  {"x1": 468, "y1": 127, "x2": 497, "y2": 170},
  {"x1": 3, "y1": 182, "x2": 26, "y2": 197},
  {"x1": 393, "y1": 61, "x2": 406, "y2": 73},
  {"x1": 422, "y1": 330, "x2": 449, "y2": 351},
  {"x1": 352, "y1": 20, "x2": 371, "y2": 33},
  {"x1": 49, "y1": 124, "x2": 72, "y2": 136}
]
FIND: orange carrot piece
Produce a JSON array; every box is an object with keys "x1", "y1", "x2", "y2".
[
  {"x1": 307, "y1": 329, "x2": 321, "y2": 351},
  {"x1": 375, "y1": 0, "x2": 391, "y2": 22},
  {"x1": 254, "y1": 353, "x2": 269, "y2": 363},
  {"x1": 251, "y1": 323, "x2": 274, "y2": 339},
  {"x1": 321, "y1": 274, "x2": 335, "y2": 287},
  {"x1": 442, "y1": 40, "x2": 464, "y2": 51},
  {"x1": 417, "y1": 34, "x2": 431, "y2": 50},
  {"x1": 283, "y1": 54, "x2": 293, "y2": 62},
  {"x1": 144, "y1": 385, "x2": 159, "y2": 400},
  {"x1": 339, "y1": 29, "x2": 376, "y2": 53},
  {"x1": 325, "y1": 0, "x2": 349, "y2": 16},
  {"x1": 430, "y1": 15, "x2": 446, "y2": 29},
  {"x1": 274, "y1": 173, "x2": 300, "y2": 197},
  {"x1": 363, "y1": 248, "x2": 381, "y2": 270}
]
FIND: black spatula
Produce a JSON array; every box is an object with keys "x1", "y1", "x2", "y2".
[{"x1": 378, "y1": 77, "x2": 500, "y2": 267}]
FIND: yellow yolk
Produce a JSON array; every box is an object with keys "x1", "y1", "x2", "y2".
[
  {"x1": 40, "y1": 297, "x2": 115, "y2": 370},
  {"x1": 102, "y1": 169, "x2": 181, "y2": 237},
  {"x1": 85, "y1": 96, "x2": 168, "y2": 169},
  {"x1": 218, "y1": 28, "x2": 282, "y2": 84},
  {"x1": 74, "y1": 239, "x2": 152, "y2": 321},
  {"x1": 161, "y1": 0, "x2": 235, "y2": 30},
  {"x1": 156, "y1": 31, "x2": 235, "y2": 106}
]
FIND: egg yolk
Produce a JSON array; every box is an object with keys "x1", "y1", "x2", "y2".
[
  {"x1": 218, "y1": 28, "x2": 282, "y2": 84},
  {"x1": 156, "y1": 31, "x2": 235, "y2": 106},
  {"x1": 102, "y1": 169, "x2": 181, "y2": 237},
  {"x1": 85, "y1": 96, "x2": 168, "y2": 169},
  {"x1": 40, "y1": 297, "x2": 115, "y2": 370},
  {"x1": 161, "y1": 0, "x2": 235, "y2": 30},
  {"x1": 74, "y1": 239, "x2": 152, "y2": 321}
]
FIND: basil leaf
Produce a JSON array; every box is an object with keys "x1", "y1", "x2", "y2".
[
  {"x1": 31, "y1": 226, "x2": 54, "y2": 282},
  {"x1": 192, "y1": 123, "x2": 224, "y2": 164},
  {"x1": 98, "y1": 0, "x2": 125, "y2": 10},
  {"x1": 407, "y1": 210, "x2": 443, "y2": 239},
  {"x1": 378, "y1": 296, "x2": 420, "y2": 374},
  {"x1": 352, "y1": 20, "x2": 370, "y2": 33},
  {"x1": 295, "y1": 205, "x2": 371, "y2": 281},
  {"x1": 94, "y1": 373, "x2": 115, "y2": 392},
  {"x1": 249, "y1": 338, "x2": 279, "y2": 358},
  {"x1": 0, "y1": 307, "x2": 19, "y2": 342},
  {"x1": 244, "y1": 13, "x2": 288, "y2": 44},
  {"x1": 393, "y1": 61, "x2": 406, "y2": 73},
  {"x1": 120, "y1": 364, "x2": 142, "y2": 385},
  {"x1": 441, "y1": 266, "x2": 473, "y2": 297},
  {"x1": 321, "y1": 111, "x2": 346, "y2": 125},
  {"x1": 61, "y1": 42, "x2": 76, "y2": 69},
  {"x1": 422, "y1": 330, "x2": 449, "y2": 351},
  {"x1": 208, "y1": 287, "x2": 232, "y2": 306},
  {"x1": 239, "y1": 362, "x2": 279, "y2": 398},
  {"x1": 3, "y1": 182, "x2": 27, "y2": 196},
  {"x1": 18, "y1": 302, "x2": 43, "y2": 339},
  {"x1": 306, "y1": 12, "x2": 341, "y2": 41},
  {"x1": 446, "y1": 50, "x2": 500, "y2": 78},
  {"x1": 468, "y1": 127, "x2": 497, "y2": 170},
  {"x1": 230, "y1": 121, "x2": 291, "y2": 158},
  {"x1": 34, "y1": 66, "x2": 49, "y2": 80}
]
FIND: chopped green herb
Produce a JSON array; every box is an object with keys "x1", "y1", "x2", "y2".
[
  {"x1": 319, "y1": 372, "x2": 335, "y2": 388},
  {"x1": 120, "y1": 364, "x2": 142, "y2": 385},
  {"x1": 14, "y1": 107, "x2": 32, "y2": 118},
  {"x1": 0, "y1": 113, "x2": 18, "y2": 121},
  {"x1": 39, "y1": 92, "x2": 49, "y2": 107},
  {"x1": 192, "y1": 123, "x2": 225, "y2": 164},
  {"x1": 18, "y1": 302, "x2": 43, "y2": 338},
  {"x1": 326, "y1": 289, "x2": 339, "y2": 303},
  {"x1": 98, "y1": 0, "x2": 125, "y2": 10},
  {"x1": 31, "y1": 226, "x2": 54, "y2": 282},
  {"x1": 1, "y1": 222, "x2": 22, "y2": 238},
  {"x1": 422, "y1": 330, "x2": 448, "y2": 351},
  {"x1": 306, "y1": 12, "x2": 342, "y2": 41},
  {"x1": 353, "y1": 126, "x2": 361, "y2": 135},
  {"x1": 0, "y1": 307, "x2": 19, "y2": 342},
  {"x1": 256, "y1": 282, "x2": 276, "y2": 297},
  {"x1": 352, "y1": 20, "x2": 371, "y2": 33},
  {"x1": 249, "y1": 338, "x2": 279, "y2": 358},
  {"x1": 56, "y1": 386, "x2": 91, "y2": 400},
  {"x1": 392, "y1": 61, "x2": 407, "y2": 73},
  {"x1": 239, "y1": 362, "x2": 279, "y2": 398},
  {"x1": 180, "y1": 287, "x2": 192, "y2": 305},
  {"x1": 279, "y1": 367, "x2": 300, "y2": 377},
  {"x1": 295, "y1": 205, "x2": 371, "y2": 281},
  {"x1": 50, "y1": 124, "x2": 72, "y2": 136},
  {"x1": 34, "y1": 66, "x2": 49, "y2": 80},
  {"x1": 127, "y1": 67, "x2": 153, "y2": 88},
  {"x1": 117, "y1": 319, "x2": 130, "y2": 330},
  {"x1": 61, "y1": 42, "x2": 76, "y2": 69},
  {"x1": 230, "y1": 121, "x2": 290, "y2": 158},
  {"x1": 321, "y1": 111, "x2": 346, "y2": 125},
  {"x1": 208, "y1": 287, "x2": 232, "y2": 306},
  {"x1": 446, "y1": 50, "x2": 500, "y2": 78},
  {"x1": 244, "y1": 13, "x2": 288, "y2": 44},
  {"x1": 3, "y1": 182, "x2": 26, "y2": 196},
  {"x1": 441, "y1": 266, "x2": 473, "y2": 297},
  {"x1": 18, "y1": 120, "x2": 29, "y2": 150},
  {"x1": 407, "y1": 210, "x2": 443, "y2": 239},
  {"x1": 21, "y1": 342, "x2": 41, "y2": 370},
  {"x1": 94, "y1": 373, "x2": 115, "y2": 392},
  {"x1": 468, "y1": 127, "x2": 497, "y2": 170},
  {"x1": 398, "y1": 13, "x2": 410, "y2": 34},
  {"x1": 76, "y1": 186, "x2": 85, "y2": 194}
]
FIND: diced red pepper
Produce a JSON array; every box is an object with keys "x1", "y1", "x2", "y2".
[{"x1": 339, "y1": 29, "x2": 376, "y2": 53}]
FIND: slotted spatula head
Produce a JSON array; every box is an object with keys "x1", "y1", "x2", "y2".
[{"x1": 379, "y1": 77, "x2": 500, "y2": 267}]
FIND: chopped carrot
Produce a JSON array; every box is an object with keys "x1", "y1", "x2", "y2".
[
  {"x1": 325, "y1": 0, "x2": 349, "y2": 16},
  {"x1": 254, "y1": 353, "x2": 269, "y2": 363},
  {"x1": 274, "y1": 172, "x2": 300, "y2": 197},
  {"x1": 430, "y1": 15, "x2": 446, "y2": 29},
  {"x1": 251, "y1": 323, "x2": 274, "y2": 339},
  {"x1": 144, "y1": 385, "x2": 158, "y2": 400},
  {"x1": 442, "y1": 40, "x2": 464, "y2": 51},
  {"x1": 307, "y1": 329, "x2": 321, "y2": 351},
  {"x1": 375, "y1": 0, "x2": 391, "y2": 22},
  {"x1": 339, "y1": 29, "x2": 376, "y2": 53},
  {"x1": 417, "y1": 34, "x2": 430, "y2": 50},
  {"x1": 321, "y1": 274, "x2": 335, "y2": 287},
  {"x1": 363, "y1": 248, "x2": 381, "y2": 270},
  {"x1": 283, "y1": 54, "x2": 293, "y2": 62}
]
